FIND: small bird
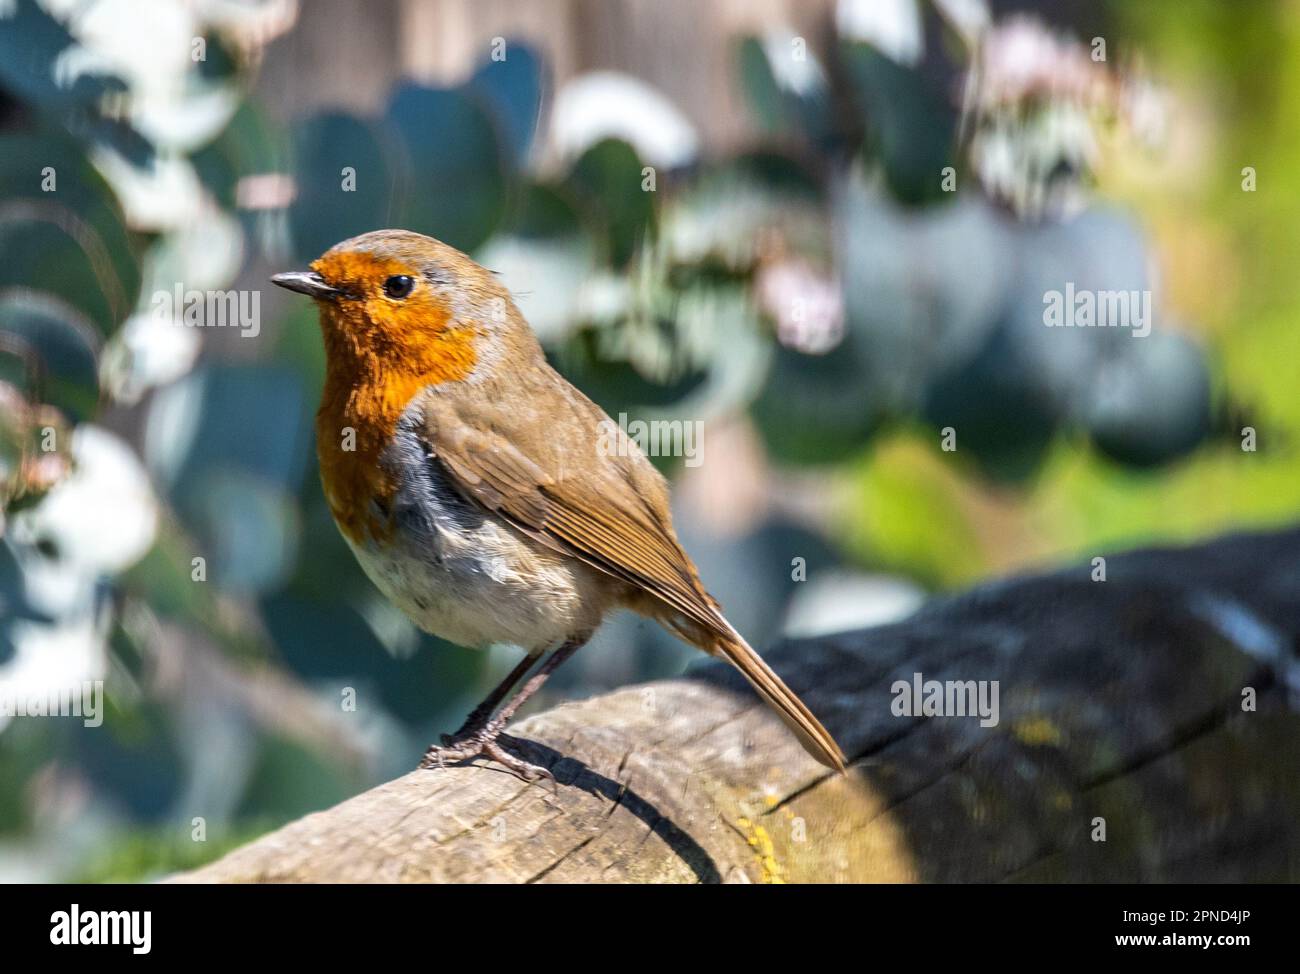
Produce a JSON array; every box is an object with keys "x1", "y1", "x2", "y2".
[{"x1": 271, "y1": 230, "x2": 845, "y2": 780}]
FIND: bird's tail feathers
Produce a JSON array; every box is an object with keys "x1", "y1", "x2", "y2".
[{"x1": 710, "y1": 620, "x2": 847, "y2": 773}]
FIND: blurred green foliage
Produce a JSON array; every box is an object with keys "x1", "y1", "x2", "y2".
[{"x1": 0, "y1": 0, "x2": 1295, "y2": 880}]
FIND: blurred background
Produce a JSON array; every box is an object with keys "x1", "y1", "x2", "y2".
[{"x1": 0, "y1": 0, "x2": 1296, "y2": 881}]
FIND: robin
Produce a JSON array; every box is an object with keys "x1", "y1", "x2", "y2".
[{"x1": 271, "y1": 229, "x2": 846, "y2": 781}]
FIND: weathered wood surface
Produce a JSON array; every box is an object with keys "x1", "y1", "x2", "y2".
[{"x1": 175, "y1": 527, "x2": 1300, "y2": 883}]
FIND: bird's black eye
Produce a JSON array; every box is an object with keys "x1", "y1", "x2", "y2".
[{"x1": 382, "y1": 275, "x2": 414, "y2": 299}]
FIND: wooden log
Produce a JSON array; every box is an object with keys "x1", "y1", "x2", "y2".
[{"x1": 174, "y1": 527, "x2": 1300, "y2": 883}]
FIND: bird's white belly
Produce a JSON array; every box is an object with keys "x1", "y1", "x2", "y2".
[
  {"x1": 348, "y1": 520, "x2": 596, "y2": 651},
  {"x1": 345, "y1": 418, "x2": 610, "y2": 651}
]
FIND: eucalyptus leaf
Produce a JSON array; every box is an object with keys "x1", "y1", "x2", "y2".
[
  {"x1": 1085, "y1": 331, "x2": 1211, "y2": 467},
  {"x1": 385, "y1": 83, "x2": 508, "y2": 252},
  {"x1": 468, "y1": 40, "x2": 544, "y2": 168},
  {"x1": 144, "y1": 365, "x2": 310, "y2": 496},
  {"x1": 836, "y1": 177, "x2": 1013, "y2": 416},
  {"x1": 750, "y1": 333, "x2": 881, "y2": 466},
  {"x1": 839, "y1": 41, "x2": 955, "y2": 205},
  {"x1": 736, "y1": 34, "x2": 836, "y2": 149},
  {"x1": 188, "y1": 471, "x2": 300, "y2": 595},
  {"x1": 476, "y1": 183, "x2": 595, "y2": 343},
  {"x1": 567, "y1": 138, "x2": 654, "y2": 269},
  {"x1": 0, "y1": 292, "x2": 100, "y2": 420},
  {"x1": 290, "y1": 112, "x2": 397, "y2": 262},
  {"x1": 1008, "y1": 206, "x2": 1152, "y2": 417},
  {"x1": 0, "y1": 0, "x2": 154, "y2": 167},
  {"x1": 0, "y1": 0, "x2": 125, "y2": 110},
  {"x1": 0, "y1": 132, "x2": 142, "y2": 333},
  {"x1": 921, "y1": 319, "x2": 1060, "y2": 482}
]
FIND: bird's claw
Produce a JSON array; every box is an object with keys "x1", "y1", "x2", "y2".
[{"x1": 420, "y1": 723, "x2": 555, "y2": 785}]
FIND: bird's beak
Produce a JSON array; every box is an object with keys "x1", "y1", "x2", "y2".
[{"x1": 270, "y1": 271, "x2": 340, "y2": 300}]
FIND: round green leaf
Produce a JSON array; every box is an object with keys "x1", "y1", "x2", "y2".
[
  {"x1": 385, "y1": 83, "x2": 508, "y2": 252},
  {"x1": 290, "y1": 112, "x2": 396, "y2": 262}
]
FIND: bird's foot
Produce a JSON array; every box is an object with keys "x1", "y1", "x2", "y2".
[{"x1": 419, "y1": 723, "x2": 554, "y2": 783}]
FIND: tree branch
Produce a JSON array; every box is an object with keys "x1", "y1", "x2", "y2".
[{"x1": 173, "y1": 527, "x2": 1300, "y2": 883}]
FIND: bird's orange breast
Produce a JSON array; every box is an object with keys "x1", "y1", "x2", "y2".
[
  {"x1": 316, "y1": 373, "x2": 417, "y2": 545},
  {"x1": 313, "y1": 305, "x2": 479, "y2": 545}
]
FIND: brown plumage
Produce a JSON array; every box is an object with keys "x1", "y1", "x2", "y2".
[{"x1": 272, "y1": 229, "x2": 846, "y2": 779}]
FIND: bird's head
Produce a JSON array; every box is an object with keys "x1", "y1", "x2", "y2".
[{"x1": 272, "y1": 229, "x2": 533, "y2": 385}]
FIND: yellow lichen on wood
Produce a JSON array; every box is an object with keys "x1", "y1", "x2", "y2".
[{"x1": 736, "y1": 816, "x2": 785, "y2": 884}]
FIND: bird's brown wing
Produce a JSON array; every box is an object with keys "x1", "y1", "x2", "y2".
[
  {"x1": 418, "y1": 378, "x2": 848, "y2": 773},
  {"x1": 418, "y1": 385, "x2": 728, "y2": 642}
]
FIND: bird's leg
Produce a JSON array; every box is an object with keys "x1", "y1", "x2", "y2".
[
  {"x1": 420, "y1": 638, "x2": 586, "y2": 781},
  {"x1": 443, "y1": 650, "x2": 541, "y2": 742}
]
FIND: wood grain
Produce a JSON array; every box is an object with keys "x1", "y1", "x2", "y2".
[{"x1": 174, "y1": 527, "x2": 1300, "y2": 883}]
